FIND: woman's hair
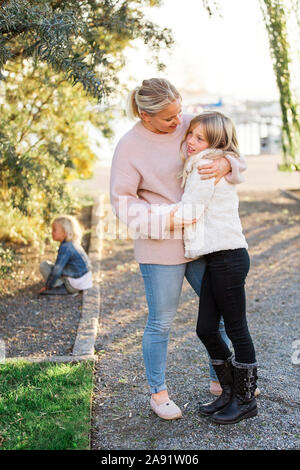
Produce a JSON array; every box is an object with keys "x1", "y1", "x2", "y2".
[
  {"x1": 180, "y1": 110, "x2": 240, "y2": 163},
  {"x1": 52, "y1": 215, "x2": 83, "y2": 243},
  {"x1": 127, "y1": 78, "x2": 181, "y2": 119}
]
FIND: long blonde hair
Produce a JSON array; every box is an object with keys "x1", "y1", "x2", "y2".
[
  {"x1": 180, "y1": 110, "x2": 240, "y2": 163},
  {"x1": 52, "y1": 215, "x2": 83, "y2": 244},
  {"x1": 179, "y1": 111, "x2": 240, "y2": 186},
  {"x1": 127, "y1": 78, "x2": 181, "y2": 119}
]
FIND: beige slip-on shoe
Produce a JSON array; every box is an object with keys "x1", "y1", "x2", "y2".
[{"x1": 150, "y1": 398, "x2": 182, "y2": 420}]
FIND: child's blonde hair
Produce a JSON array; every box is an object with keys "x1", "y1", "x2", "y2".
[
  {"x1": 52, "y1": 215, "x2": 82, "y2": 244},
  {"x1": 180, "y1": 110, "x2": 240, "y2": 163},
  {"x1": 127, "y1": 78, "x2": 181, "y2": 120}
]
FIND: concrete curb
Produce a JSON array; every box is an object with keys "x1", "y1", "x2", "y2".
[
  {"x1": 5, "y1": 194, "x2": 105, "y2": 365},
  {"x1": 72, "y1": 194, "x2": 104, "y2": 358}
]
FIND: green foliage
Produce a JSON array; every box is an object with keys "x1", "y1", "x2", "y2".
[
  {"x1": 0, "y1": 61, "x2": 106, "y2": 229},
  {"x1": 260, "y1": 0, "x2": 300, "y2": 170},
  {"x1": 0, "y1": 0, "x2": 174, "y2": 244},
  {"x1": 278, "y1": 162, "x2": 300, "y2": 171},
  {"x1": 0, "y1": 243, "x2": 15, "y2": 279},
  {"x1": 0, "y1": 0, "x2": 173, "y2": 99}
]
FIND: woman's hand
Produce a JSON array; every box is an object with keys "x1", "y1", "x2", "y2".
[
  {"x1": 197, "y1": 157, "x2": 231, "y2": 185},
  {"x1": 39, "y1": 285, "x2": 47, "y2": 293}
]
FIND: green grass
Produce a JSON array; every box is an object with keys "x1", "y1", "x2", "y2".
[{"x1": 0, "y1": 361, "x2": 94, "y2": 450}]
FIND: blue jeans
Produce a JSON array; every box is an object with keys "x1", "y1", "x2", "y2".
[{"x1": 139, "y1": 258, "x2": 231, "y2": 394}]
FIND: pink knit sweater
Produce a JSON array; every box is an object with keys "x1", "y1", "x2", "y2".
[{"x1": 110, "y1": 114, "x2": 247, "y2": 265}]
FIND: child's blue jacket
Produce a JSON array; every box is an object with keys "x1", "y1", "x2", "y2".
[{"x1": 46, "y1": 241, "x2": 90, "y2": 288}]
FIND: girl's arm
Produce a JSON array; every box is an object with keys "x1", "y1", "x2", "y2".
[
  {"x1": 176, "y1": 158, "x2": 215, "y2": 224},
  {"x1": 143, "y1": 157, "x2": 216, "y2": 229},
  {"x1": 45, "y1": 243, "x2": 72, "y2": 288}
]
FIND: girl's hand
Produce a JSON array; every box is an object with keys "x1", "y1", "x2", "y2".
[
  {"x1": 197, "y1": 157, "x2": 231, "y2": 185},
  {"x1": 168, "y1": 205, "x2": 198, "y2": 231},
  {"x1": 39, "y1": 286, "x2": 47, "y2": 293}
]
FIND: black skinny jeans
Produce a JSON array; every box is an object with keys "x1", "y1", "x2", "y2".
[{"x1": 196, "y1": 248, "x2": 256, "y2": 364}]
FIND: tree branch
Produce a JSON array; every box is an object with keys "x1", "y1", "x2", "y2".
[{"x1": 18, "y1": 78, "x2": 65, "y2": 143}]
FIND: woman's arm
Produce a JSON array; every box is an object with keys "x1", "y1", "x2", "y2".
[
  {"x1": 110, "y1": 165, "x2": 176, "y2": 239},
  {"x1": 223, "y1": 153, "x2": 247, "y2": 183},
  {"x1": 197, "y1": 153, "x2": 247, "y2": 184}
]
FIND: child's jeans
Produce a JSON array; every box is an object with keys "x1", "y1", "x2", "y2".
[
  {"x1": 185, "y1": 258, "x2": 231, "y2": 381},
  {"x1": 39, "y1": 261, "x2": 80, "y2": 294},
  {"x1": 196, "y1": 249, "x2": 256, "y2": 364}
]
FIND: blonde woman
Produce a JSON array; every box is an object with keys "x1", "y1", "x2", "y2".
[
  {"x1": 167, "y1": 111, "x2": 258, "y2": 425},
  {"x1": 110, "y1": 78, "x2": 247, "y2": 420},
  {"x1": 39, "y1": 215, "x2": 92, "y2": 295}
]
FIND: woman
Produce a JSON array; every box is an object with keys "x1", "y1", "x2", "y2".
[{"x1": 110, "y1": 78, "x2": 246, "y2": 420}]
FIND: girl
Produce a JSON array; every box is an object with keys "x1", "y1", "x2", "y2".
[
  {"x1": 170, "y1": 111, "x2": 258, "y2": 424},
  {"x1": 110, "y1": 78, "x2": 247, "y2": 420},
  {"x1": 39, "y1": 215, "x2": 93, "y2": 295}
]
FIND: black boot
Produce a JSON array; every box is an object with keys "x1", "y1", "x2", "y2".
[
  {"x1": 198, "y1": 355, "x2": 234, "y2": 416},
  {"x1": 210, "y1": 361, "x2": 258, "y2": 425}
]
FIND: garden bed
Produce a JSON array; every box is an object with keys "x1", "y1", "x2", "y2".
[{"x1": 0, "y1": 204, "x2": 92, "y2": 359}]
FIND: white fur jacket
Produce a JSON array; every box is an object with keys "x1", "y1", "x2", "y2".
[{"x1": 174, "y1": 148, "x2": 248, "y2": 258}]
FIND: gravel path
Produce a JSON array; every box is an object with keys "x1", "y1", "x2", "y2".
[{"x1": 91, "y1": 190, "x2": 300, "y2": 450}]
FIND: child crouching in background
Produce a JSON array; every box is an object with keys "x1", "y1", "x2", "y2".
[{"x1": 39, "y1": 215, "x2": 93, "y2": 295}]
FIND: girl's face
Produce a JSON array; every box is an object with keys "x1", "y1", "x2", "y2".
[
  {"x1": 140, "y1": 100, "x2": 182, "y2": 134},
  {"x1": 186, "y1": 124, "x2": 209, "y2": 156},
  {"x1": 52, "y1": 222, "x2": 66, "y2": 242}
]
